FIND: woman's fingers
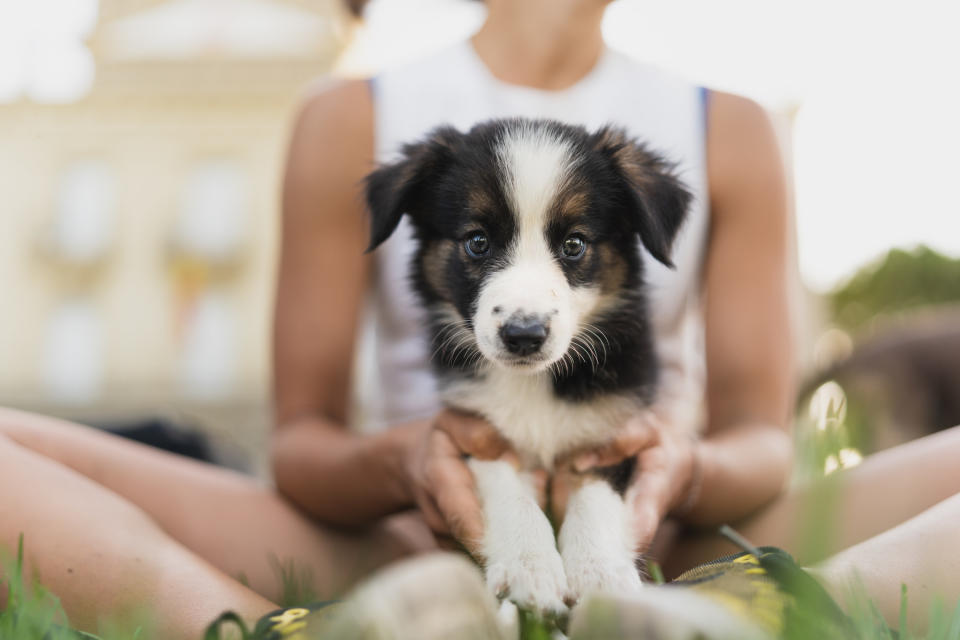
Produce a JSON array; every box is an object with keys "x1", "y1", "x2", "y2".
[
  {"x1": 435, "y1": 409, "x2": 510, "y2": 460},
  {"x1": 572, "y1": 419, "x2": 660, "y2": 471},
  {"x1": 435, "y1": 483, "x2": 484, "y2": 557},
  {"x1": 426, "y1": 429, "x2": 486, "y2": 556},
  {"x1": 418, "y1": 491, "x2": 451, "y2": 536},
  {"x1": 625, "y1": 451, "x2": 672, "y2": 551}
]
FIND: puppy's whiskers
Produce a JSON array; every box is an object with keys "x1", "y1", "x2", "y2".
[
  {"x1": 568, "y1": 338, "x2": 591, "y2": 368},
  {"x1": 551, "y1": 323, "x2": 613, "y2": 378},
  {"x1": 581, "y1": 323, "x2": 612, "y2": 366},
  {"x1": 431, "y1": 318, "x2": 483, "y2": 370}
]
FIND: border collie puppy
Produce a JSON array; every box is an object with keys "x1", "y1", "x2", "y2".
[{"x1": 366, "y1": 118, "x2": 691, "y2": 615}]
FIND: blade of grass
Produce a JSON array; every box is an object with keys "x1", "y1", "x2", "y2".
[
  {"x1": 946, "y1": 597, "x2": 960, "y2": 640},
  {"x1": 647, "y1": 561, "x2": 665, "y2": 585},
  {"x1": 899, "y1": 583, "x2": 908, "y2": 640}
]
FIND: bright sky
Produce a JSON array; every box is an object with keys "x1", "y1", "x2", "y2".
[
  {"x1": 3, "y1": 0, "x2": 958, "y2": 291},
  {"x1": 0, "y1": 0, "x2": 98, "y2": 102}
]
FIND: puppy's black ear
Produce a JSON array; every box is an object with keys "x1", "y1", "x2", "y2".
[
  {"x1": 364, "y1": 126, "x2": 459, "y2": 252},
  {"x1": 592, "y1": 126, "x2": 692, "y2": 267}
]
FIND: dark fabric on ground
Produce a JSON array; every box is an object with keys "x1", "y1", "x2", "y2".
[{"x1": 102, "y1": 417, "x2": 214, "y2": 462}]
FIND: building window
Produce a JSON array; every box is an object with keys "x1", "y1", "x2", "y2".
[
  {"x1": 42, "y1": 298, "x2": 103, "y2": 403},
  {"x1": 179, "y1": 290, "x2": 235, "y2": 400},
  {"x1": 173, "y1": 160, "x2": 247, "y2": 263},
  {"x1": 50, "y1": 160, "x2": 116, "y2": 265},
  {"x1": 172, "y1": 160, "x2": 247, "y2": 400}
]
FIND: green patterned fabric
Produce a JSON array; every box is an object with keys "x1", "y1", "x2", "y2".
[
  {"x1": 204, "y1": 602, "x2": 340, "y2": 640},
  {"x1": 671, "y1": 546, "x2": 859, "y2": 640}
]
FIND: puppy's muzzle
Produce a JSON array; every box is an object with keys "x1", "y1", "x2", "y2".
[{"x1": 499, "y1": 316, "x2": 549, "y2": 357}]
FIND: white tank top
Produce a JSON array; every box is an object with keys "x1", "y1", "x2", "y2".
[{"x1": 361, "y1": 40, "x2": 710, "y2": 434}]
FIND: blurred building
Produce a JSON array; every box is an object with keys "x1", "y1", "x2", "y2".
[{"x1": 0, "y1": 0, "x2": 350, "y2": 473}]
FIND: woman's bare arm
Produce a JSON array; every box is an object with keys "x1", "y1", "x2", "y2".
[
  {"x1": 684, "y1": 90, "x2": 795, "y2": 525},
  {"x1": 553, "y1": 92, "x2": 794, "y2": 547},
  {"x1": 271, "y1": 79, "x2": 425, "y2": 525},
  {"x1": 270, "y1": 81, "x2": 506, "y2": 540}
]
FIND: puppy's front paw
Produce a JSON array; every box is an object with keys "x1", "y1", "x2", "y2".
[
  {"x1": 564, "y1": 552, "x2": 643, "y2": 602},
  {"x1": 485, "y1": 551, "x2": 570, "y2": 617}
]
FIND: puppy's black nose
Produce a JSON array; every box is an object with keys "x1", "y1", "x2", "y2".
[{"x1": 500, "y1": 320, "x2": 548, "y2": 356}]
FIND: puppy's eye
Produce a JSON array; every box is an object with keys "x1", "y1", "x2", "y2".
[
  {"x1": 561, "y1": 235, "x2": 586, "y2": 260},
  {"x1": 464, "y1": 233, "x2": 490, "y2": 258}
]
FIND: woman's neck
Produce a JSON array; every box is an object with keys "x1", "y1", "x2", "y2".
[{"x1": 471, "y1": 0, "x2": 608, "y2": 91}]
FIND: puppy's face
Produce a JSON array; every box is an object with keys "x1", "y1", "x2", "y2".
[{"x1": 366, "y1": 119, "x2": 690, "y2": 375}]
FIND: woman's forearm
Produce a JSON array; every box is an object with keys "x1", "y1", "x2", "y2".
[
  {"x1": 271, "y1": 417, "x2": 426, "y2": 527},
  {"x1": 684, "y1": 424, "x2": 793, "y2": 526}
]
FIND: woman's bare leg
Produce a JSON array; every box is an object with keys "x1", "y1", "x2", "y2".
[
  {"x1": 0, "y1": 408, "x2": 435, "y2": 629},
  {"x1": 812, "y1": 491, "x2": 960, "y2": 633},
  {"x1": 664, "y1": 425, "x2": 960, "y2": 574},
  {"x1": 0, "y1": 432, "x2": 276, "y2": 638}
]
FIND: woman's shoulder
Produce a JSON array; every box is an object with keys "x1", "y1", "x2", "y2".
[
  {"x1": 707, "y1": 91, "x2": 772, "y2": 135},
  {"x1": 286, "y1": 77, "x2": 375, "y2": 178},
  {"x1": 295, "y1": 77, "x2": 373, "y2": 133},
  {"x1": 284, "y1": 77, "x2": 374, "y2": 226},
  {"x1": 705, "y1": 90, "x2": 783, "y2": 213}
]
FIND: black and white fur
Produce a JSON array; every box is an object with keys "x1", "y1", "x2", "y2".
[{"x1": 366, "y1": 118, "x2": 691, "y2": 614}]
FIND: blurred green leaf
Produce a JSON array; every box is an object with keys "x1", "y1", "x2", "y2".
[{"x1": 830, "y1": 246, "x2": 960, "y2": 332}]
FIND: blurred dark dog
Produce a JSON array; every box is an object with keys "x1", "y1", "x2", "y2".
[{"x1": 803, "y1": 308, "x2": 960, "y2": 451}]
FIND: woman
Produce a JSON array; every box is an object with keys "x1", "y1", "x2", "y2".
[
  {"x1": 274, "y1": 0, "x2": 794, "y2": 560},
  {"x1": 274, "y1": 0, "x2": 960, "y2": 593},
  {"x1": 1, "y1": 0, "x2": 959, "y2": 637}
]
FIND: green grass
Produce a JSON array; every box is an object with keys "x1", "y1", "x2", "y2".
[
  {"x1": 840, "y1": 581, "x2": 960, "y2": 640},
  {"x1": 0, "y1": 534, "x2": 154, "y2": 640},
  {"x1": 0, "y1": 535, "x2": 126, "y2": 640},
  {"x1": 1, "y1": 535, "x2": 73, "y2": 640}
]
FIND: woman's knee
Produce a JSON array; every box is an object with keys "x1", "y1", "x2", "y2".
[
  {"x1": 0, "y1": 407, "x2": 79, "y2": 456},
  {"x1": 0, "y1": 407, "x2": 141, "y2": 487}
]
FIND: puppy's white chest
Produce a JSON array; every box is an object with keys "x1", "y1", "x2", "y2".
[{"x1": 443, "y1": 369, "x2": 640, "y2": 467}]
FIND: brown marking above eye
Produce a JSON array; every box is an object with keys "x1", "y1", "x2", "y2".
[
  {"x1": 550, "y1": 181, "x2": 591, "y2": 222},
  {"x1": 559, "y1": 189, "x2": 590, "y2": 217},
  {"x1": 467, "y1": 186, "x2": 496, "y2": 215}
]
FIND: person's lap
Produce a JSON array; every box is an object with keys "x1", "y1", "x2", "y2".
[
  {"x1": 0, "y1": 425, "x2": 281, "y2": 638},
  {"x1": 0, "y1": 408, "x2": 435, "y2": 606},
  {"x1": 662, "y1": 424, "x2": 960, "y2": 577},
  {"x1": 3, "y1": 406, "x2": 959, "y2": 634}
]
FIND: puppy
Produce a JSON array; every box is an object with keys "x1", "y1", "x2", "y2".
[{"x1": 365, "y1": 118, "x2": 691, "y2": 614}]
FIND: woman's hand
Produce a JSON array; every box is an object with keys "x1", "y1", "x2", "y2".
[
  {"x1": 553, "y1": 413, "x2": 701, "y2": 553},
  {"x1": 403, "y1": 409, "x2": 520, "y2": 557}
]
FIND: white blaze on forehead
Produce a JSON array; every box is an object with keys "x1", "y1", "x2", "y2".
[
  {"x1": 471, "y1": 124, "x2": 598, "y2": 370},
  {"x1": 487, "y1": 125, "x2": 576, "y2": 333},
  {"x1": 496, "y1": 124, "x2": 576, "y2": 246}
]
